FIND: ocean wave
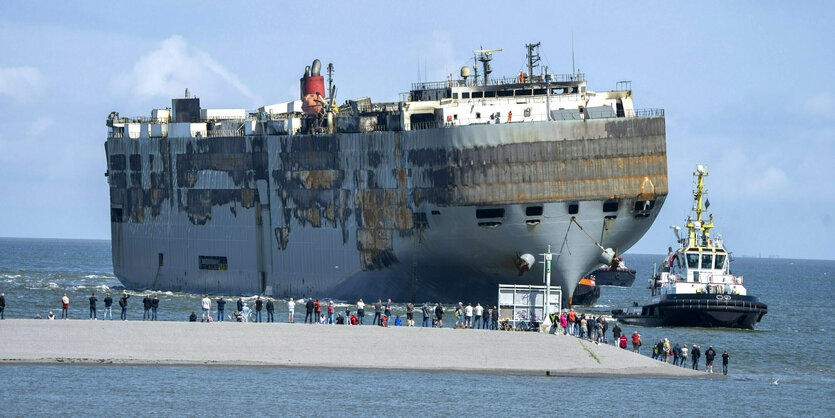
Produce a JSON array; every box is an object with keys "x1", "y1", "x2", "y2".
[{"x1": 1, "y1": 274, "x2": 22, "y2": 279}]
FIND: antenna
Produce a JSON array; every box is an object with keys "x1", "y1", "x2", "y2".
[
  {"x1": 571, "y1": 30, "x2": 576, "y2": 76},
  {"x1": 525, "y1": 42, "x2": 541, "y2": 82},
  {"x1": 473, "y1": 46, "x2": 502, "y2": 85},
  {"x1": 326, "y1": 63, "x2": 334, "y2": 98}
]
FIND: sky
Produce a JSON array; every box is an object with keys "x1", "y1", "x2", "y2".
[{"x1": 0, "y1": 1, "x2": 832, "y2": 259}]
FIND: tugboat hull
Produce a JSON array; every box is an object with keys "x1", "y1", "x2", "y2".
[
  {"x1": 590, "y1": 268, "x2": 636, "y2": 287},
  {"x1": 571, "y1": 282, "x2": 600, "y2": 306},
  {"x1": 612, "y1": 294, "x2": 768, "y2": 329}
]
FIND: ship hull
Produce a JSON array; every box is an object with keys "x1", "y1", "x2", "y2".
[
  {"x1": 612, "y1": 294, "x2": 768, "y2": 329},
  {"x1": 105, "y1": 117, "x2": 667, "y2": 305},
  {"x1": 590, "y1": 268, "x2": 636, "y2": 287}
]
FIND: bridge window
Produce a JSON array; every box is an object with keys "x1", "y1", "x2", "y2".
[
  {"x1": 484, "y1": 91, "x2": 496, "y2": 98},
  {"x1": 701, "y1": 254, "x2": 713, "y2": 270},
  {"x1": 686, "y1": 253, "x2": 699, "y2": 268},
  {"x1": 471, "y1": 92, "x2": 483, "y2": 98},
  {"x1": 462, "y1": 92, "x2": 470, "y2": 99},
  {"x1": 714, "y1": 254, "x2": 726, "y2": 269}
]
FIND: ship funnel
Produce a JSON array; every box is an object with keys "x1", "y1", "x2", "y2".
[
  {"x1": 598, "y1": 248, "x2": 615, "y2": 265},
  {"x1": 311, "y1": 59, "x2": 321, "y2": 77}
]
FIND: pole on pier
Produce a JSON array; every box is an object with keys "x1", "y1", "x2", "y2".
[{"x1": 542, "y1": 244, "x2": 553, "y2": 323}]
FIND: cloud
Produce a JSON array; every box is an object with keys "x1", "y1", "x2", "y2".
[
  {"x1": 112, "y1": 35, "x2": 259, "y2": 106},
  {"x1": 0, "y1": 66, "x2": 43, "y2": 100}
]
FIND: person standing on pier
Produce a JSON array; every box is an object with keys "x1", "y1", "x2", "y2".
[
  {"x1": 61, "y1": 293, "x2": 69, "y2": 319},
  {"x1": 255, "y1": 296, "x2": 263, "y2": 323},
  {"x1": 89, "y1": 293, "x2": 98, "y2": 320},
  {"x1": 305, "y1": 298, "x2": 314, "y2": 324},
  {"x1": 631, "y1": 331, "x2": 641, "y2": 353},
  {"x1": 680, "y1": 344, "x2": 689, "y2": 367},
  {"x1": 266, "y1": 298, "x2": 275, "y2": 323},
  {"x1": 119, "y1": 292, "x2": 129, "y2": 320},
  {"x1": 0, "y1": 292, "x2": 5, "y2": 319},
  {"x1": 567, "y1": 309, "x2": 577, "y2": 335},
  {"x1": 142, "y1": 294, "x2": 151, "y2": 320},
  {"x1": 356, "y1": 299, "x2": 365, "y2": 325},
  {"x1": 287, "y1": 298, "x2": 295, "y2": 323},
  {"x1": 612, "y1": 323, "x2": 622, "y2": 344},
  {"x1": 705, "y1": 345, "x2": 717, "y2": 373},
  {"x1": 327, "y1": 301, "x2": 335, "y2": 324},
  {"x1": 406, "y1": 302, "x2": 414, "y2": 327},
  {"x1": 672, "y1": 343, "x2": 681, "y2": 365},
  {"x1": 492, "y1": 306, "x2": 499, "y2": 330},
  {"x1": 422, "y1": 302, "x2": 432, "y2": 327},
  {"x1": 464, "y1": 303, "x2": 473, "y2": 329},
  {"x1": 151, "y1": 294, "x2": 159, "y2": 321},
  {"x1": 217, "y1": 296, "x2": 226, "y2": 322},
  {"x1": 474, "y1": 303, "x2": 483, "y2": 329},
  {"x1": 373, "y1": 299, "x2": 382, "y2": 325},
  {"x1": 236, "y1": 298, "x2": 244, "y2": 314},
  {"x1": 103, "y1": 293, "x2": 113, "y2": 320},
  {"x1": 721, "y1": 351, "x2": 730, "y2": 375},
  {"x1": 384, "y1": 299, "x2": 392, "y2": 322},
  {"x1": 314, "y1": 299, "x2": 322, "y2": 324},
  {"x1": 483, "y1": 305, "x2": 490, "y2": 329},
  {"x1": 201, "y1": 294, "x2": 212, "y2": 323},
  {"x1": 691, "y1": 345, "x2": 701, "y2": 370},
  {"x1": 434, "y1": 302, "x2": 444, "y2": 328}
]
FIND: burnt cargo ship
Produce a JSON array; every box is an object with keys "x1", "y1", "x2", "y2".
[{"x1": 104, "y1": 44, "x2": 668, "y2": 305}]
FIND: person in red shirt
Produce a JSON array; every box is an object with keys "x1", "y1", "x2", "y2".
[
  {"x1": 314, "y1": 299, "x2": 321, "y2": 324},
  {"x1": 619, "y1": 334, "x2": 628, "y2": 349},
  {"x1": 327, "y1": 301, "x2": 335, "y2": 324},
  {"x1": 631, "y1": 331, "x2": 642, "y2": 353},
  {"x1": 350, "y1": 314, "x2": 358, "y2": 325}
]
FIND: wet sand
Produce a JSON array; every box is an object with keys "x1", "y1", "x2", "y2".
[{"x1": 0, "y1": 320, "x2": 709, "y2": 377}]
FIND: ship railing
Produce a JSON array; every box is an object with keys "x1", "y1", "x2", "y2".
[
  {"x1": 411, "y1": 73, "x2": 584, "y2": 91},
  {"x1": 207, "y1": 129, "x2": 245, "y2": 137},
  {"x1": 409, "y1": 108, "x2": 665, "y2": 130}
]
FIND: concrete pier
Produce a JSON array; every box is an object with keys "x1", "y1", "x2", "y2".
[{"x1": 0, "y1": 320, "x2": 705, "y2": 377}]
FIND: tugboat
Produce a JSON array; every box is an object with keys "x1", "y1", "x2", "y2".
[
  {"x1": 571, "y1": 275, "x2": 600, "y2": 306},
  {"x1": 586, "y1": 258, "x2": 636, "y2": 287},
  {"x1": 612, "y1": 165, "x2": 767, "y2": 329}
]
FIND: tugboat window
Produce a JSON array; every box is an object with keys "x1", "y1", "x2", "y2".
[
  {"x1": 686, "y1": 253, "x2": 699, "y2": 268},
  {"x1": 714, "y1": 254, "x2": 726, "y2": 269},
  {"x1": 701, "y1": 254, "x2": 713, "y2": 269}
]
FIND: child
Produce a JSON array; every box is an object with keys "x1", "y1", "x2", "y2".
[{"x1": 394, "y1": 315, "x2": 402, "y2": 326}]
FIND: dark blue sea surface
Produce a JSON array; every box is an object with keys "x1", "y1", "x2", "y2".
[{"x1": 0, "y1": 238, "x2": 833, "y2": 415}]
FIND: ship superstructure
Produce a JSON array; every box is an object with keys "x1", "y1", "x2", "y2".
[{"x1": 104, "y1": 43, "x2": 668, "y2": 305}]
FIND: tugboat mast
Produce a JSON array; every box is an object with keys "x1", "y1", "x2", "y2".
[{"x1": 685, "y1": 165, "x2": 715, "y2": 248}]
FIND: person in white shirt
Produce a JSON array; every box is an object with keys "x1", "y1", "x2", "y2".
[
  {"x1": 474, "y1": 303, "x2": 484, "y2": 329},
  {"x1": 288, "y1": 298, "x2": 296, "y2": 323},
  {"x1": 464, "y1": 303, "x2": 473, "y2": 328},
  {"x1": 201, "y1": 294, "x2": 212, "y2": 322},
  {"x1": 241, "y1": 303, "x2": 250, "y2": 322}
]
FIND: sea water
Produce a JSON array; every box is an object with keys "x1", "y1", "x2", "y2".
[{"x1": 0, "y1": 238, "x2": 832, "y2": 415}]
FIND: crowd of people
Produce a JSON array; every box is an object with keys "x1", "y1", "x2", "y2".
[
  {"x1": 0, "y1": 291, "x2": 731, "y2": 374},
  {"x1": 551, "y1": 308, "x2": 730, "y2": 374}
]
